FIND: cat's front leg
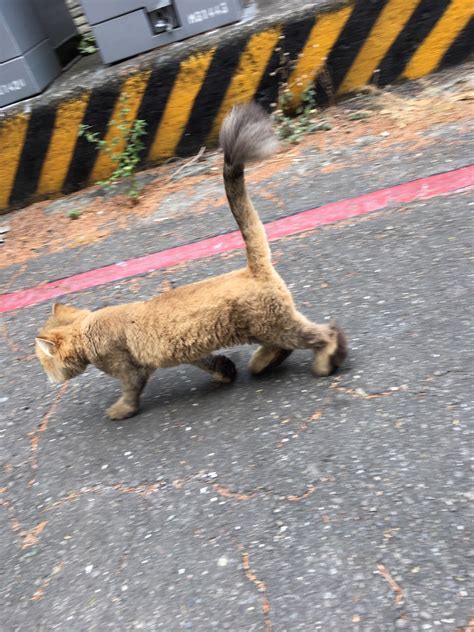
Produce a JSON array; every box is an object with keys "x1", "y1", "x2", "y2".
[
  {"x1": 106, "y1": 366, "x2": 152, "y2": 421},
  {"x1": 107, "y1": 398, "x2": 139, "y2": 421},
  {"x1": 190, "y1": 354, "x2": 237, "y2": 383}
]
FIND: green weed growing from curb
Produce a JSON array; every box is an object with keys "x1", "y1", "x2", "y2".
[
  {"x1": 271, "y1": 37, "x2": 332, "y2": 144},
  {"x1": 274, "y1": 85, "x2": 332, "y2": 144},
  {"x1": 79, "y1": 95, "x2": 147, "y2": 200},
  {"x1": 78, "y1": 34, "x2": 98, "y2": 56}
]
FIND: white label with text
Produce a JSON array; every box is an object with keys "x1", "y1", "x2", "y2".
[{"x1": 188, "y1": 2, "x2": 229, "y2": 24}]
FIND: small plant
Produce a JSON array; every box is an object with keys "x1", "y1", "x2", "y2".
[
  {"x1": 348, "y1": 110, "x2": 371, "y2": 121},
  {"x1": 79, "y1": 95, "x2": 147, "y2": 199},
  {"x1": 67, "y1": 209, "x2": 81, "y2": 220},
  {"x1": 78, "y1": 34, "x2": 98, "y2": 56},
  {"x1": 272, "y1": 43, "x2": 332, "y2": 144},
  {"x1": 274, "y1": 86, "x2": 331, "y2": 144}
]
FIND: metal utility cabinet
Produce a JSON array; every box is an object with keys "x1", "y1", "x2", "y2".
[
  {"x1": 79, "y1": 0, "x2": 244, "y2": 64},
  {"x1": 0, "y1": 0, "x2": 60, "y2": 107},
  {"x1": 31, "y1": 0, "x2": 79, "y2": 64},
  {"x1": 0, "y1": 0, "x2": 78, "y2": 108}
]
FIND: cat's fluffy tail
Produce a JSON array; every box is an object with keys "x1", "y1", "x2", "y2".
[{"x1": 219, "y1": 103, "x2": 279, "y2": 278}]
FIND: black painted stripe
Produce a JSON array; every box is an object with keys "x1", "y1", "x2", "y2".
[
  {"x1": 439, "y1": 16, "x2": 474, "y2": 70},
  {"x1": 62, "y1": 85, "x2": 120, "y2": 193},
  {"x1": 136, "y1": 60, "x2": 181, "y2": 165},
  {"x1": 314, "y1": 0, "x2": 390, "y2": 104},
  {"x1": 175, "y1": 35, "x2": 251, "y2": 157},
  {"x1": 9, "y1": 107, "x2": 56, "y2": 205},
  {"x1": 255, "y1": 15, "x2": 317, "y2": 111},
  {"x1": 376, "y1": 0, "x2": 450, "y2": 86}
]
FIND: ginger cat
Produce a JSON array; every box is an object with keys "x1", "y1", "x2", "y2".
[{"x1": 35, "y1": 103, "x2": 347, "y2": 420}]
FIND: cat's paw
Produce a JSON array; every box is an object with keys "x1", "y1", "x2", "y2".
[
  {"x1": 312, "y1": 325, "x2": 348, "y2": 376},
  {"x1": 329, "y1": 325, "x2": 348, "y2": 373},
  {"x1": 249, "y1": 346, "x2": 292, "y2": 375},
  {"x1": 213, "y1": 355, "x2": 237, "y2": 383},
  {"x1": 106, "y1": 401, "x2": 139, "y2": 421}
]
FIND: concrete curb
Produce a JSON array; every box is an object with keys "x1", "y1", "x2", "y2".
[{"x1": 1, "y1": 0, "x2": 472, "y2": 213}]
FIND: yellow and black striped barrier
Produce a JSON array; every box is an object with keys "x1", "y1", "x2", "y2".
[{"x1": 1, "y1": 0, "x2": 472, "y2": 213}]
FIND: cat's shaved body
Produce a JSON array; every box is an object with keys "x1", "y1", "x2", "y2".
[{"x1": 36, "y1": 103, "x2": 347, "y2": 420}]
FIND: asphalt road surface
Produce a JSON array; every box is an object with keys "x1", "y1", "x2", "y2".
[{"x1": 1, "y1": 69, "x2": 473, "y2": 631}]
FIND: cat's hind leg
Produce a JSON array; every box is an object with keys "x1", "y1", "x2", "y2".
[
  {"x1": 191, "y1": 354, "x2": 237, "y2": 384},
  {"x1": 312, "y1": 324, "x2": 347, "y2": 376},
  {"x1": 249, "y1": 346, "x2": 293, "y2": 375},
  {"x1": 261, "y1": 314, "x2": 347, "y2": 377}
]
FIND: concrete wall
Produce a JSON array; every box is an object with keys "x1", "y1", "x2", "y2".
[{"x1": 65, "y1": 0, "x2": 92, "y2": 36}]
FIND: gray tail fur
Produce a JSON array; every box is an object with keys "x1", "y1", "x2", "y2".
[
  {"x1": 219, "y1": 102, "x2": 279, "y2": 167},
  {"x1": 219, "y1": 103, "x2": 279, "y2": 278}
]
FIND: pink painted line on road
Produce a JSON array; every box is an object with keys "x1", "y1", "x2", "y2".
[{"x1": 1, "y1": 165, "x2": 473, "y2": 313}]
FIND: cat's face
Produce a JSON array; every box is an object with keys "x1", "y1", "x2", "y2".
[{"x1": 35, "y1": 303, "x2": 90, "y2": 384}]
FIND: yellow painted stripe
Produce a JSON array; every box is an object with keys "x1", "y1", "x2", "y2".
[
  {"x1": 404, "y1": 0, "x2": 474, "y2": 80},
  {"x1": 90, "y1": 72, "x2": 151, "y2": 183},
  {"x1": 287, "y1": 6, "x2": 353, "y2": 108},
  {"x1": 207, "y1": 28, "x2": 281, "y2": 143},
  {"x1": 36, "y1": 93, "x2": 90, "y2": 195},
  {"x1": 339, "y1": 0, "x2": 420, "y2": 94},
  {"x1": 148, "y1": 49, "x2": 215, "y2": 162},
  {"x1": 0, "y1": 114, "x2": 30, "y2": 209}
]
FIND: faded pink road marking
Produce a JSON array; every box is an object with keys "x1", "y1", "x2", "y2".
[{"x1": 1, "y1": 165, "x2": 473, "y2": 313}]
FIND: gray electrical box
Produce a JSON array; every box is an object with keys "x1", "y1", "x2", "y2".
[
  {"x1": 79, "y1": 0, "x2": 244, "y2": 64},
  {"x1": 31, "y1": 0, "x2": 79, "y2": 63},
  {"x1": 0, "y1": 0, "x2": 61, "y2": 107}
]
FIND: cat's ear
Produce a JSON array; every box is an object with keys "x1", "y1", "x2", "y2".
[
  {"x1": 52, "y1": 303, "x2": 72, "y2": 317},
  {"x1": 35, "y1": 337, "x2": 57, "y2": 357},
  {"x1": 52, "y1": 303, "x2": 89, "y2": 320}
]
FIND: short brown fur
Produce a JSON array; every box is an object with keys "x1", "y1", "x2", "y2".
[{"x1": 35, "y1": 103, "x2": 347, "y2": 420}]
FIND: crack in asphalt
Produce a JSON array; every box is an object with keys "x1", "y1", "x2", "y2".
[
  {"x1": 211, "y1": 483, "x2": 258, "y2": 501},
  {"x1": 232, "y1": 536, "x2": 273, "y2": 632},
  {"x1": 42, "y1": 480, "x2": 168, "y2": 511},
  {"x1": 286, "y1": 483, "x2": 318, "y2": 502},
  {"x1": 0, "y1": 321, "x2": 20, "y2": 354},
  {"x1": 31, "y1": 561, "x2": 64, "y2": 602},
  {"x1": 0, "y1": 491, "x2": 48, "y2": 550},
  {"x1": 42, "y1": 475, "x2": 330, "y2": 512},
  {"x1": 376, "y1": 563, "x2": 405, "y2": 606},
  {"x1": 330, "y1": 379, "x2": 407, "y2": 400},
  {"x1": 28, "y1": 383, "x2": 68, "y2": 486}
]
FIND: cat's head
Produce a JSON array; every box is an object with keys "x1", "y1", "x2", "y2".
[{"x1": 35, "y1": 303, "x2": 91, "y2": 384}]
